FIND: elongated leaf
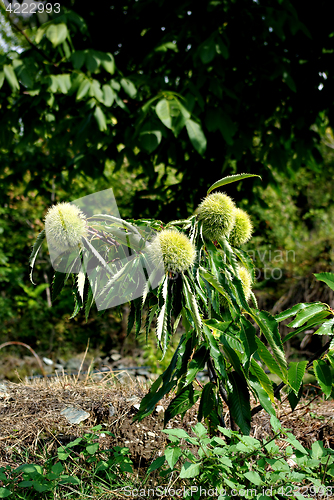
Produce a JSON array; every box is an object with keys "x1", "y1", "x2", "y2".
[
  {"x1": 164, "y1": 384, "x2": 198, "y2": 426},
  {"x1": 156, "y1": 98, "x2": 172, "y2": 129},
  {"x1": 183, "y1": 275, "x2": 202, "y2": 335},
  {"x1": 275, "y1": 302, "x2": 324, "y2": 322},
  {"x1": 76, "y1": 80, "x2": 90, "y2": 100},
  {"x1": 250, "y1": 359, "x2": 274, "y2": 402},
  {"x1": 101, "y1": 53, "x2": 115, "y2": 74},
  {"x1": 240, "y1": 317, "x2": 257, "y2": 372},
  {"x1": 4, "y1": 64, "x2": 20, "y2": 91},
  {"x1": 76, "y1": 268, "x2": 86, "y2": 302},
  {"x1": 255, "y1": 337, "x2": 285, "y2": 381},
  {"x1": 314, "y1": 272, "x2": 334, "y2": 292},
  {"x1": 313, "y1": 359, "x2": 332, "y2": 398},
  {"x1": 185, "y1": 345, "x2": 209, "y2": 385},
  {"x1": 207, "y1": 174, "x2": 261, "y2": 194},
  {"x1": 85, "y1": 286, "x2": 94, "y2": 321},
  {"x1": 227, "y1": 372, "x2": 251, "y2": 435},
  {"x1": 202, "y1": 324, "x2": 227, "y2": 378},
  {"x1": 185, "y1": 119, "x2": 207, "y2": 155},
  {"x1": 52, "y1": 271, "x2": 67, "y2": 302},
  {"x1": 314, "y1": 318, "x2": 334, "y2": 335},
  {"x1": 288, "y1": 360, "x2": 307, "y2": 395},
  {"x1": 251, "y1": 310, "x2": 287, "y2": 379},
  {"x1": 94, "y1": 106, "x2": 107, "y2": 131},
  {"x1": 287, "y1": 304, "x2": 328, "y2": 328},
  {"x1": 29, "y1": 230, "x2": 45, "y2": 284},
  {"x1": 249, "y1": 375, "x2": 275, "y2": 416},
  {"x1": 283, "y1": 310, "x2": 331, "y2": 343},
  {"x1": 102, "y1": 84, "x2": 115, "y2": 106},
  {"x1": 197, "y1": 382, "x2": 216, "y2": 421},
  {"x1": 287, "y1": 385, "x2": 303, "y2": 411}
]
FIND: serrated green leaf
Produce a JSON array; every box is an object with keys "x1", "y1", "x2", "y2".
[
  {"x1": 250, "y1": 359, "x2": 274, "y2": 402},
  {"x1": 197, "y1": 382, "x2": 216, "y2": 421},
  {"x1": 287, "y1": 304, "x2": 328, "y2": 328},
  {"x1": 164, "y1": 384, "x2": 197, "y2": 426},
  {"x1": 288, "y1": 360, "x2": 307, "y2": 394},
  {"x1": 313, "y1": 359, "x2": 332, "y2": 398},
  {"x1": 249, "y1": 375, "x2": 275, "y2": 416},
  {"x1": 183, "y1": 275, "x2": 202, "y2": 335},
  {"x1": 255, "y1": 337, "x2": 285, "y2": 381},
  {"x1": 85, "y1": 286, "x2": 94, "y2": 321},
  {"x1": 52, "y1": 271, "x2": 67, "y2": 302},
  {"x1": 275, "y1": 302, "x2": 323, "y2": 322},
  {"x1": 185, "y1": 119, "x2": 207, "y2": 155},
  {"x1": 251, "y1": 310, "x2": 287, "y2": 380},
  {"x1": 314, "y1": 272, "x2": 334, "y2": 292},
  {"x1": 146, "y1": 456, "x2": 165, "y2": 476},
  {"x1": 227, "y1": 371, "x2": 251, "y2": 435},
  {"x1": 283, "y1": 310, "x2": 331, "y2": 343},
  {"x1": 207, "y1": 173, "x2": 261, "y2": 194},
  {"x1": 76, "y1": 269, "x2": 86, "y2": 303},
  {"x1": 29, "y1": 230, "x2": 45, "y2": 284},
  {"x1": 314, "y1": 318, "x2": 334, "y2": 335}
]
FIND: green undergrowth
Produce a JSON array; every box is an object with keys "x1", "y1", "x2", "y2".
[{"x1": 1, "y1": 420, "x2": 334, "y2": 499}]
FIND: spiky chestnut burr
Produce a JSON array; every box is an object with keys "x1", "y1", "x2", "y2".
[
  {"x1": 45, "y1": 202, "x2": 88, "y2": 253},
  {"x1": 229, "y1": 208, "x2": 253, "y2": 247},
  {"x1": 196, "y1": 192, "x2": 236, "y2": 241},
  {"x1": 148, "y1": 229, "x2": 196, "y2": 273}
]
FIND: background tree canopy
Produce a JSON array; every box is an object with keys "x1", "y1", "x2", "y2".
[
  {"x1": 1, "y1": 0, "x2": 334, "y2": 363},
  {"x1": 1, "y1": 0, "x2": 333, "y2": 216}
]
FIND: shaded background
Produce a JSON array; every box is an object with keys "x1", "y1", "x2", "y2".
[{"x1": 1, "y1": 0, "x2": 334, "y2": 377}]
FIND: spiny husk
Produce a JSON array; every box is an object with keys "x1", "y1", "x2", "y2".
[
  {"x1": 148, "y1": 229, "x2": 196, "y2": 273},
  {"x1": 229, "y1": 208, "x2": 253, "y2": 247},
  {"x1": 196, "y1": 192, "x2": 236, "y2": 241},
  {"x1": 45, "y1": 202, "x2": 88, "y2": 253}
]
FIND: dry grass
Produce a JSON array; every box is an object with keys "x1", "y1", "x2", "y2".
[{"x1": 1, "y1": 372, "x2": 334, "y2": 470}]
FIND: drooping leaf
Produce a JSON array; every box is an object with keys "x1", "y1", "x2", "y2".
[
  {"x1": 251, "y1": 310, "x2": 287, "y2": 380},
  {"x1": 227, "y1": 371, "x2": 251, "y2": 435},
  {"x1": 197, "y1": 382, "x2": 216, "y2": 421},
  {"x1": 313, "y1": 359, "x2": 332, "y2": 398},
  {"x1": 288, "y1": 360, "x2": 307, "y2": 395},
  {"x1": 164, "y1": 384, "x2": 198, "y2": 426},
  {"x1": 156, "y1": 98, "x2": 173, "y2": 129},
  {"x1": 29, "y1": 230, "x2": 46, "y2": 285}
]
